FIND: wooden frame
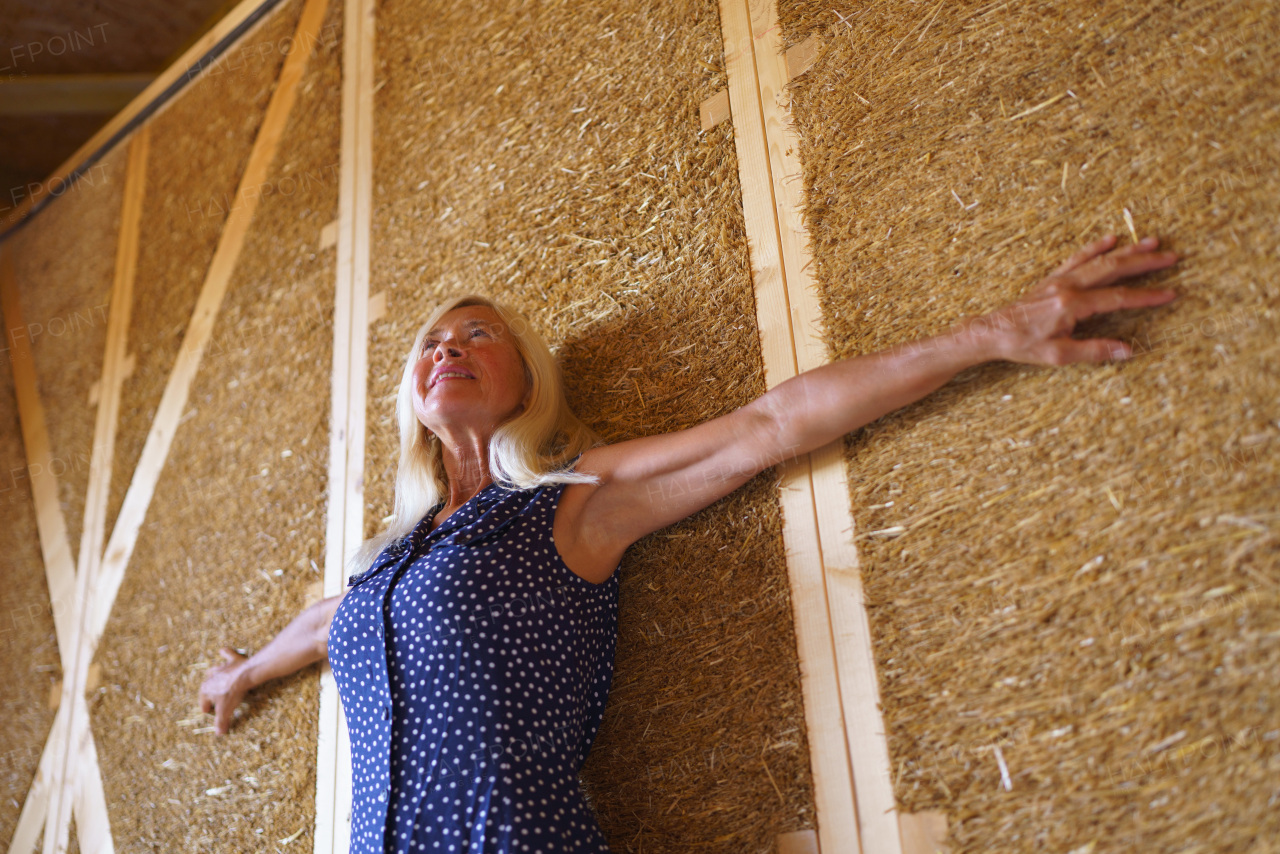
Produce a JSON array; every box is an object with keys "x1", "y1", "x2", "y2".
[
  {"x1": 0, "y1": 126, "x2": 149, "y2": 854},
  {"x1": 314, "y1": 0, "x2": 376, "y2": 848},
  {"x1": 2, "y1": 0, "x2": 327, "y2": 849},
  {"x1": 716, "y1": 1, "x2": 904, "y2": 851},
  {"x1": 0, "y1": 242, "x2": 114, "y2": 854}
]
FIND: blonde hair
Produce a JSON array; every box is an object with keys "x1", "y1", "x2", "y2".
[{"x1": 346, "y1": 293, "x2": 604, "y2": 578}]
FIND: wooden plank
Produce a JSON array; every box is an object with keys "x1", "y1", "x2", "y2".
[
  {"x1": 88, "y1": 352, "x2": 137, "y2": 405},
  {"x1": 0, "y1": 0, "x2": 291, "y2": 238},
  {"x1": 47, "y1": 690, "x2": 112, "y2": 854},
  {"x1": 72, "y1": 124, "x2": 153, "y2": 854},
  {"x1": 0, "y1": 74, "x2": 154, "y2": 116},
  {"x1": 716, "y1": 2, "x2": 863, "y2": 852},
  {"x1": 778, "y1": 828, "x2": 821, "y2": 854},
  {"x1": 6, "y1": 705, "x2": 63, "y2": 854},
  {"x1": 41, "y1": 124, "x2": 151, "y2": 854},
  {"x1": 343, "y1": 0, "x2": 375, "y2": 574},
  {"x1": 78, "y1": 125, "x2": 148, "y2": 663},
  {"x1": 1, "y1": 206, "x2": 118, "y2": 853},
  {"x1": 314, "y1": 0, "x2": 375, "y2": 849},
  {"x1": 44, "y1": 520, "x2": 92, "y2": 851},
  {"x1": 0, "y1": 246, "x2": 78, "y2": 671},
  {"x1": 319, "y1": 218, "x2": 338, "y2": 250},
  {"x1": 72, "y1": 733, "x2": 114, "y2": 854},
  {"x1": 699, "y1": 88, "x2": 731, "y2": 131},
  {"x1": 899, "y1": 811, "x2": 950, "y2": 854},
  {"x1": 785, "y1": 34, "x2": 821, "y2": 82},
  {"x1": 367, "y1": 290, "x2": 386, "y2": 323},
  {"x1": 746, "y1": 0, "x2": 903, "y2": 849},
  {"x1": 717, "y1": 0, "x2": 797, "y2": 383}
]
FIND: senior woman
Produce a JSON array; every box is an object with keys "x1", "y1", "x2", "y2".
[{"x1": 199, "y1": 233, "x2": 1177, "y2": 853}]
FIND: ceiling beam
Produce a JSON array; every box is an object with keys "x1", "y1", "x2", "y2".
[{"x1": 0, "y1": 74, "x2": 154, "y2": 115}]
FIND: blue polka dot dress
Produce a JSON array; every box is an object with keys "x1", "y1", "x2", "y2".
[{"x1": 327, "y1": 474, "x2": 619, "y2": 854}]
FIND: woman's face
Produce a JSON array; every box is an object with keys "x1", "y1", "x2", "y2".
[{"x1": 410, "y1": 305, "x2": 530, "y2": 437}]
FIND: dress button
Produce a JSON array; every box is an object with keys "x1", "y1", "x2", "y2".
[
  {"x1": 377, "y1": 790, "x2": 387, "y2": 803},
  {"x1": 382, "y1": 706, "x2": 390, "y2": 721}
]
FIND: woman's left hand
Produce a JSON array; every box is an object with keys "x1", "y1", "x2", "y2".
[{"x1": 964, "y1": 234, "x2": 1179, "y2": 365}]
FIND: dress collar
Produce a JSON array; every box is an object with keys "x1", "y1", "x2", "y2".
[
  {"x1": 403, "y1": 480, "x2": 512, "y2": 548},
  {"x1": 349, "y1": 477, "x2": 541, "y2": 587}
]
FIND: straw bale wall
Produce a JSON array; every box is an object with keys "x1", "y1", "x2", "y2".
[
  {"x1": 81, "y1": 0, "x2": 343, "y2": 845},
  {"x1": 777, "y1": 1, "x2": 1279, "y2": 851},
  {"x1": 3, "y1": 0, "x2": 820, "y2": 850},
  {"x1": 0, "y1": 0, "x2": 345, "y2": 848},
  {"x1": 18, "y1": 0, "x2": 1274, "y2": 851}
]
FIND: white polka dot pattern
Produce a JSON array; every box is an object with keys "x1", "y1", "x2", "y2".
[{"x1": 328, "y1": 476, "x2": 620, "y2": 853}]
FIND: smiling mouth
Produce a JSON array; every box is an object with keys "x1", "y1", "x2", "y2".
[{"x1": 431, "y1": 372, "x2": 474, "y2": 388}]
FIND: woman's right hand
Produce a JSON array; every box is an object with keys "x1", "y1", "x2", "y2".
[
  {"x1": 198, "y1": 647, "x2": 252, "y2": 735},
  {"x1": 195, "y1": 592, "x2": 346, "y2": 735}
]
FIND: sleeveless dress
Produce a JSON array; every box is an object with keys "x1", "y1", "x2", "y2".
[{"x1": 327, "y1": 476, "x2": 620, "y2": 854}]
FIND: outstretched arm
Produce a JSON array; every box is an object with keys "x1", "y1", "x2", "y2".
[
  {"x1": 757, "y1": 234, "x2": 1178, "y2": 458},
  {"x1": 197, "y1": 588, "x2": 348, "y2": 734},
  {"x1": 562, "y1": 234, "x2": 1178, "y2": 566}
]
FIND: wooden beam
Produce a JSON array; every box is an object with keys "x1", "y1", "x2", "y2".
[
  {"x1": 0, "y1": 0, "x2": 292, "y2": 238},
  {"x1": 315, "y1": 0, "x2": 376, "y2": 848},
  {"x1": 778, "y1": 829, "x2": 821, "y2": 854},
  {"x1": 899, "y1": 811, "x2": 950, "y2": 854},
  {"x1": 718, "y1": 0, "x2": 914, "y2": 851},
  {"x1": 367, "y1": 290, "x2": 386, "y2": 324},
  {"x1": 785, "y1": 35, "x2": 821, "y2": 82},
  {"x1": 0, "y1": 74, "x2": 154, "y2": 116},
  {"x1": 77, "y1": 125, "x2": 148, "y2": 664},
  {"x1": 715, "y1": 2, "x2": 862, "y2": 852},
  {"x1": 71, "y1": 734, "x2": 114, "y2": 853},
  {"x1": 77, "y1": 124, "x2": 153, "y2": 854},
  {"x1": 5, "y1": 131, "x2": 147, "y2": 854},
  {"x1": 7, "y1": 705, "x2": 65, "y2": 854},
  {"x1": 0, "y1": 248, "x2": 86, "y2": 854},
  {"x1": 318, "y1": 218, "x2": 338, "y2": 250},
  {"x1": 743, "y1": 0, "x2": 901, "y2": 846},
  {"x1": 0, "y1": 245, "x2": 78, "y2": 689},
  {"x1": 699, "y1": 89, "x2": 731, "y2": 131}
]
